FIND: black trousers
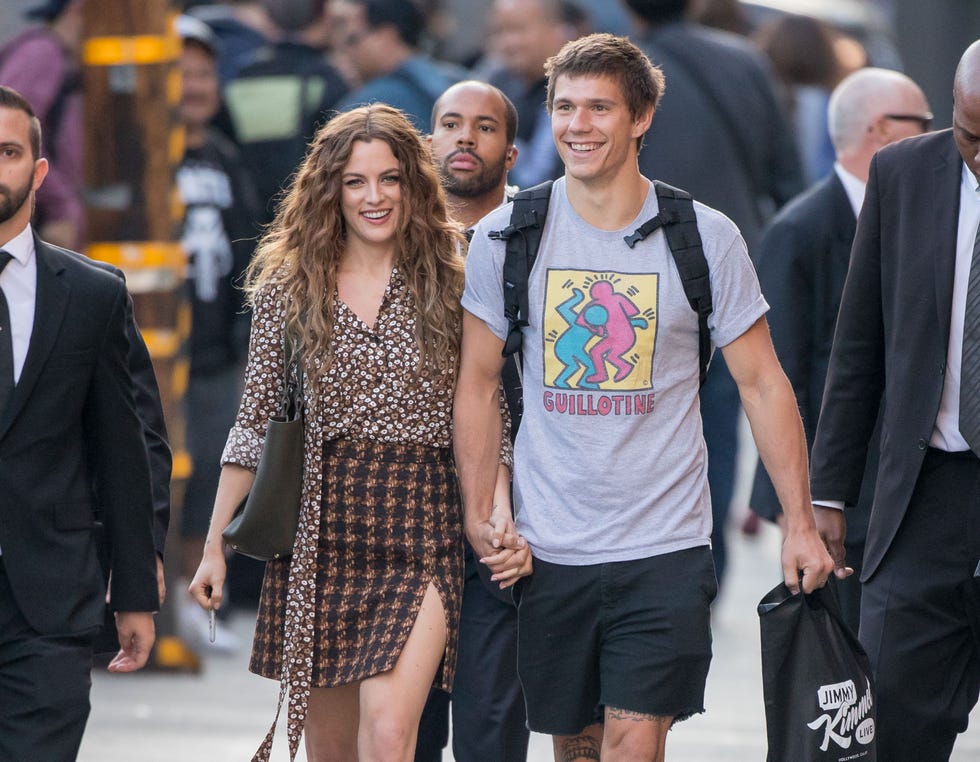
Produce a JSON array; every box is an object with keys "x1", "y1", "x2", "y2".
[
  {"x1": 859, "y1": 448, "x2": 980, "y2": 762},
  {"x1": 416, "y1": 544, "x2": 529, "y2": 762},
  {"x1": 0, "y1": 558, "x2": 95, "y2": 762},
  {"x1": 700, "y1": 355, "x2": 739, "y2": 588}
]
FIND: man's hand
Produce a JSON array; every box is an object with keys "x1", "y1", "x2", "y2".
[
  {"x1": 782, "y1": 525, "x2": 836, "y2": 595},
  {"x1": 813, "y1": 505, "x2": 853, "y2": 581},
  {"x1": 108, "y1": 611, "x2": 156, "y2": 672}
]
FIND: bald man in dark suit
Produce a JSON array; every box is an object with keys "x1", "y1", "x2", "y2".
[{"x1": 811, "y1": 42, "x2": 980, "y2": 761}]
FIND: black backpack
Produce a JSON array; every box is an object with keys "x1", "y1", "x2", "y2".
[{"x1": 489, "y1": 179, "x2": 713, "y2": 431}]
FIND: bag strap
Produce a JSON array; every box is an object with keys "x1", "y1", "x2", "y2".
[
  {"x1": 624, "y1": 181, "x2": 713, "y2": 386},
  {"x1": 488, "y1": 180, "x2": 554, "y2": 358}
]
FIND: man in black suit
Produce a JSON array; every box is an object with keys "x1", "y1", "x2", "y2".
[
  {"x1": 751, "y1": 67, "x2": 931, "y2": 631},
  {"x1": 0, "y1": 85, "x2": 159, "y2": 760},
  {"x1": 623, "y1": 0, "x2": 805, "y2": 589},
  {"x1": 811, "y1": 42, "x2": 980, "y2": 761}
]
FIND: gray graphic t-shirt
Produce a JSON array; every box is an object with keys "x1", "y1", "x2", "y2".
[{"x1": 462, "y1": 178, "x2": 768, "y2": 565}]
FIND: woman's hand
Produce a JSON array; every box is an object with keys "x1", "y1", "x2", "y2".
[
  {"x1": 188, "y1": 546, "x2": 227, "y2": 611},
  {"x1": 481, "y1": 543, "x2": 533, "y2": 589}
]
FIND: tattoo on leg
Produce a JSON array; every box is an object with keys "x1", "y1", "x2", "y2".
[
  {"x1": 556, "y1": 734, "x2": 601, "y2": 761},
  {"x1": 606, "y1": 706, "x2": 674, "y2": 725}
]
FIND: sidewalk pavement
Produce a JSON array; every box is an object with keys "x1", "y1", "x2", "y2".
[{"x1": 78, "y1": 519, "x2": 980, "y2": 761}]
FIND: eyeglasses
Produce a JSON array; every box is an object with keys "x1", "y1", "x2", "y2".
[{"x1": 883, "y1": 112, "x2": 934, "y2": 132}]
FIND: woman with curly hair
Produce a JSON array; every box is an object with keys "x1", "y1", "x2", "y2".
[{"x1": 189, "y1": 104, "x2": 524, "y2": 761}]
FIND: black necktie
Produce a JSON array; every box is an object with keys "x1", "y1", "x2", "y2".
[
  {"x1": 0, "y1": 250, "x2": 13, "y2": 413},
  {"x1": 959, "y1": 218, "x2": 980, "y2": 455}
]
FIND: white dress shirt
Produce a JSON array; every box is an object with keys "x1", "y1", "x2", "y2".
[
  {"x1": 931, "y1": 163, "x2": 980, "y2": 451},
  {"x1": 834, "y1": 161, "x2": 866, "y2": 219},
  {"x1": 0, "y1": 223, "x2": 37, "y2": 384},
  {"x1": 0, "y1": 224, "x2": 37, "y2": 555}
]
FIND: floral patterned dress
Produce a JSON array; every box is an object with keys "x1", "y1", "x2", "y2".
[{"x1": 221, "y1": 268, "x2": 511, "y2": 760}]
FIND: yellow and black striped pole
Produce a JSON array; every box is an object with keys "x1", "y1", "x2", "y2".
[{"x1": 82, "y1": 1, "x2": 197, "y2": 671}]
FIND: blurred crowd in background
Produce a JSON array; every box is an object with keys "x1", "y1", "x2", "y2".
[{"x1": 0, "y1": 0, "x2": 942, "y2": 636}]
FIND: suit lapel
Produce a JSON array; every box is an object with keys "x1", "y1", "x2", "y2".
[
  {"x1": 0, "y1": 239, "x2": 70, "y2": 440},
  {"x1": 933, "y1": 135, "x2": 962, "y2": 350}
]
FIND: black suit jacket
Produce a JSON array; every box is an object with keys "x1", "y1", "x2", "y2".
[
  {"x1": 810, "y1": 130, "x2": 963, "y2": 581},
  {"x1": 750, "y1": 172, "x2": 877, "y2": 541},
  {"x1": 0, "y1": 237, "x2": 158, "y2": 634},
  {"x1": 70, "y1": 251, "x2": 172, "y2": 653},
  {"x1": 72, "y1": 251, "x2": 171, "y2": 555}
]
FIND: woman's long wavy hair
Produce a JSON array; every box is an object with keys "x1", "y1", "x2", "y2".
[{"x1": 245, "y1": 104, "x2": 466, "y2": 376}]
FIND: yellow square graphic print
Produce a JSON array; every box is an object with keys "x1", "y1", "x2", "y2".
[{"x1": 542, "y1": 269, "x2": 658, "y2": 391}]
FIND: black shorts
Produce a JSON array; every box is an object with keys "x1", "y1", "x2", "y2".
[{"x1": 514, "y1": 546, "x2": 717, "y2": 735}]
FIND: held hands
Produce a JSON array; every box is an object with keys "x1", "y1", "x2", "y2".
[{"x1": 468, "y1": 502, "x2": 533, "y2": 589}]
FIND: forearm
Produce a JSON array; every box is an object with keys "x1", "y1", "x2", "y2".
[
  {"x1": 726, "y1": 319, "x2": 833, "y2": 592},
  {"x1": 203, "y1": 464, "x2": 255, "y2": 557},
  {"x1": 453, "y1": 379, "x2": 504, "y2": 543},
  {"x1": 492, "y1": 462, "x2": 512, "y2": 513},
  {"x1": 742, "y1": 371, "x2": 814, "y2": 534}
]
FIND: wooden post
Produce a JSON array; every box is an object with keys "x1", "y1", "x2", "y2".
[{"x1": 81, "y1": 0, "x2": 197, "y2": 671}]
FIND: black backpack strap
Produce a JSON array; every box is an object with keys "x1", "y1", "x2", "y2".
[
  {"x1": 488, "y1": 180, "x2": 553, "y2": 358},
  {"x1": 625, "y1": 181, "x2": 714, "y2": 386}
]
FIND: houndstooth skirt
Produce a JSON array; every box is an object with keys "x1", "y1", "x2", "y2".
[{"x1": 248, "y1": 437, "x2": 463, "y2": 691}]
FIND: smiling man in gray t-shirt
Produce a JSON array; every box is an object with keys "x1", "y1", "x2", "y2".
[
  {"x1": 464, "y1": 175, "x2": 765, "y2": 566},
  {"x1": 453, "y1": 33, "x2": 836, "y2": 761}
]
